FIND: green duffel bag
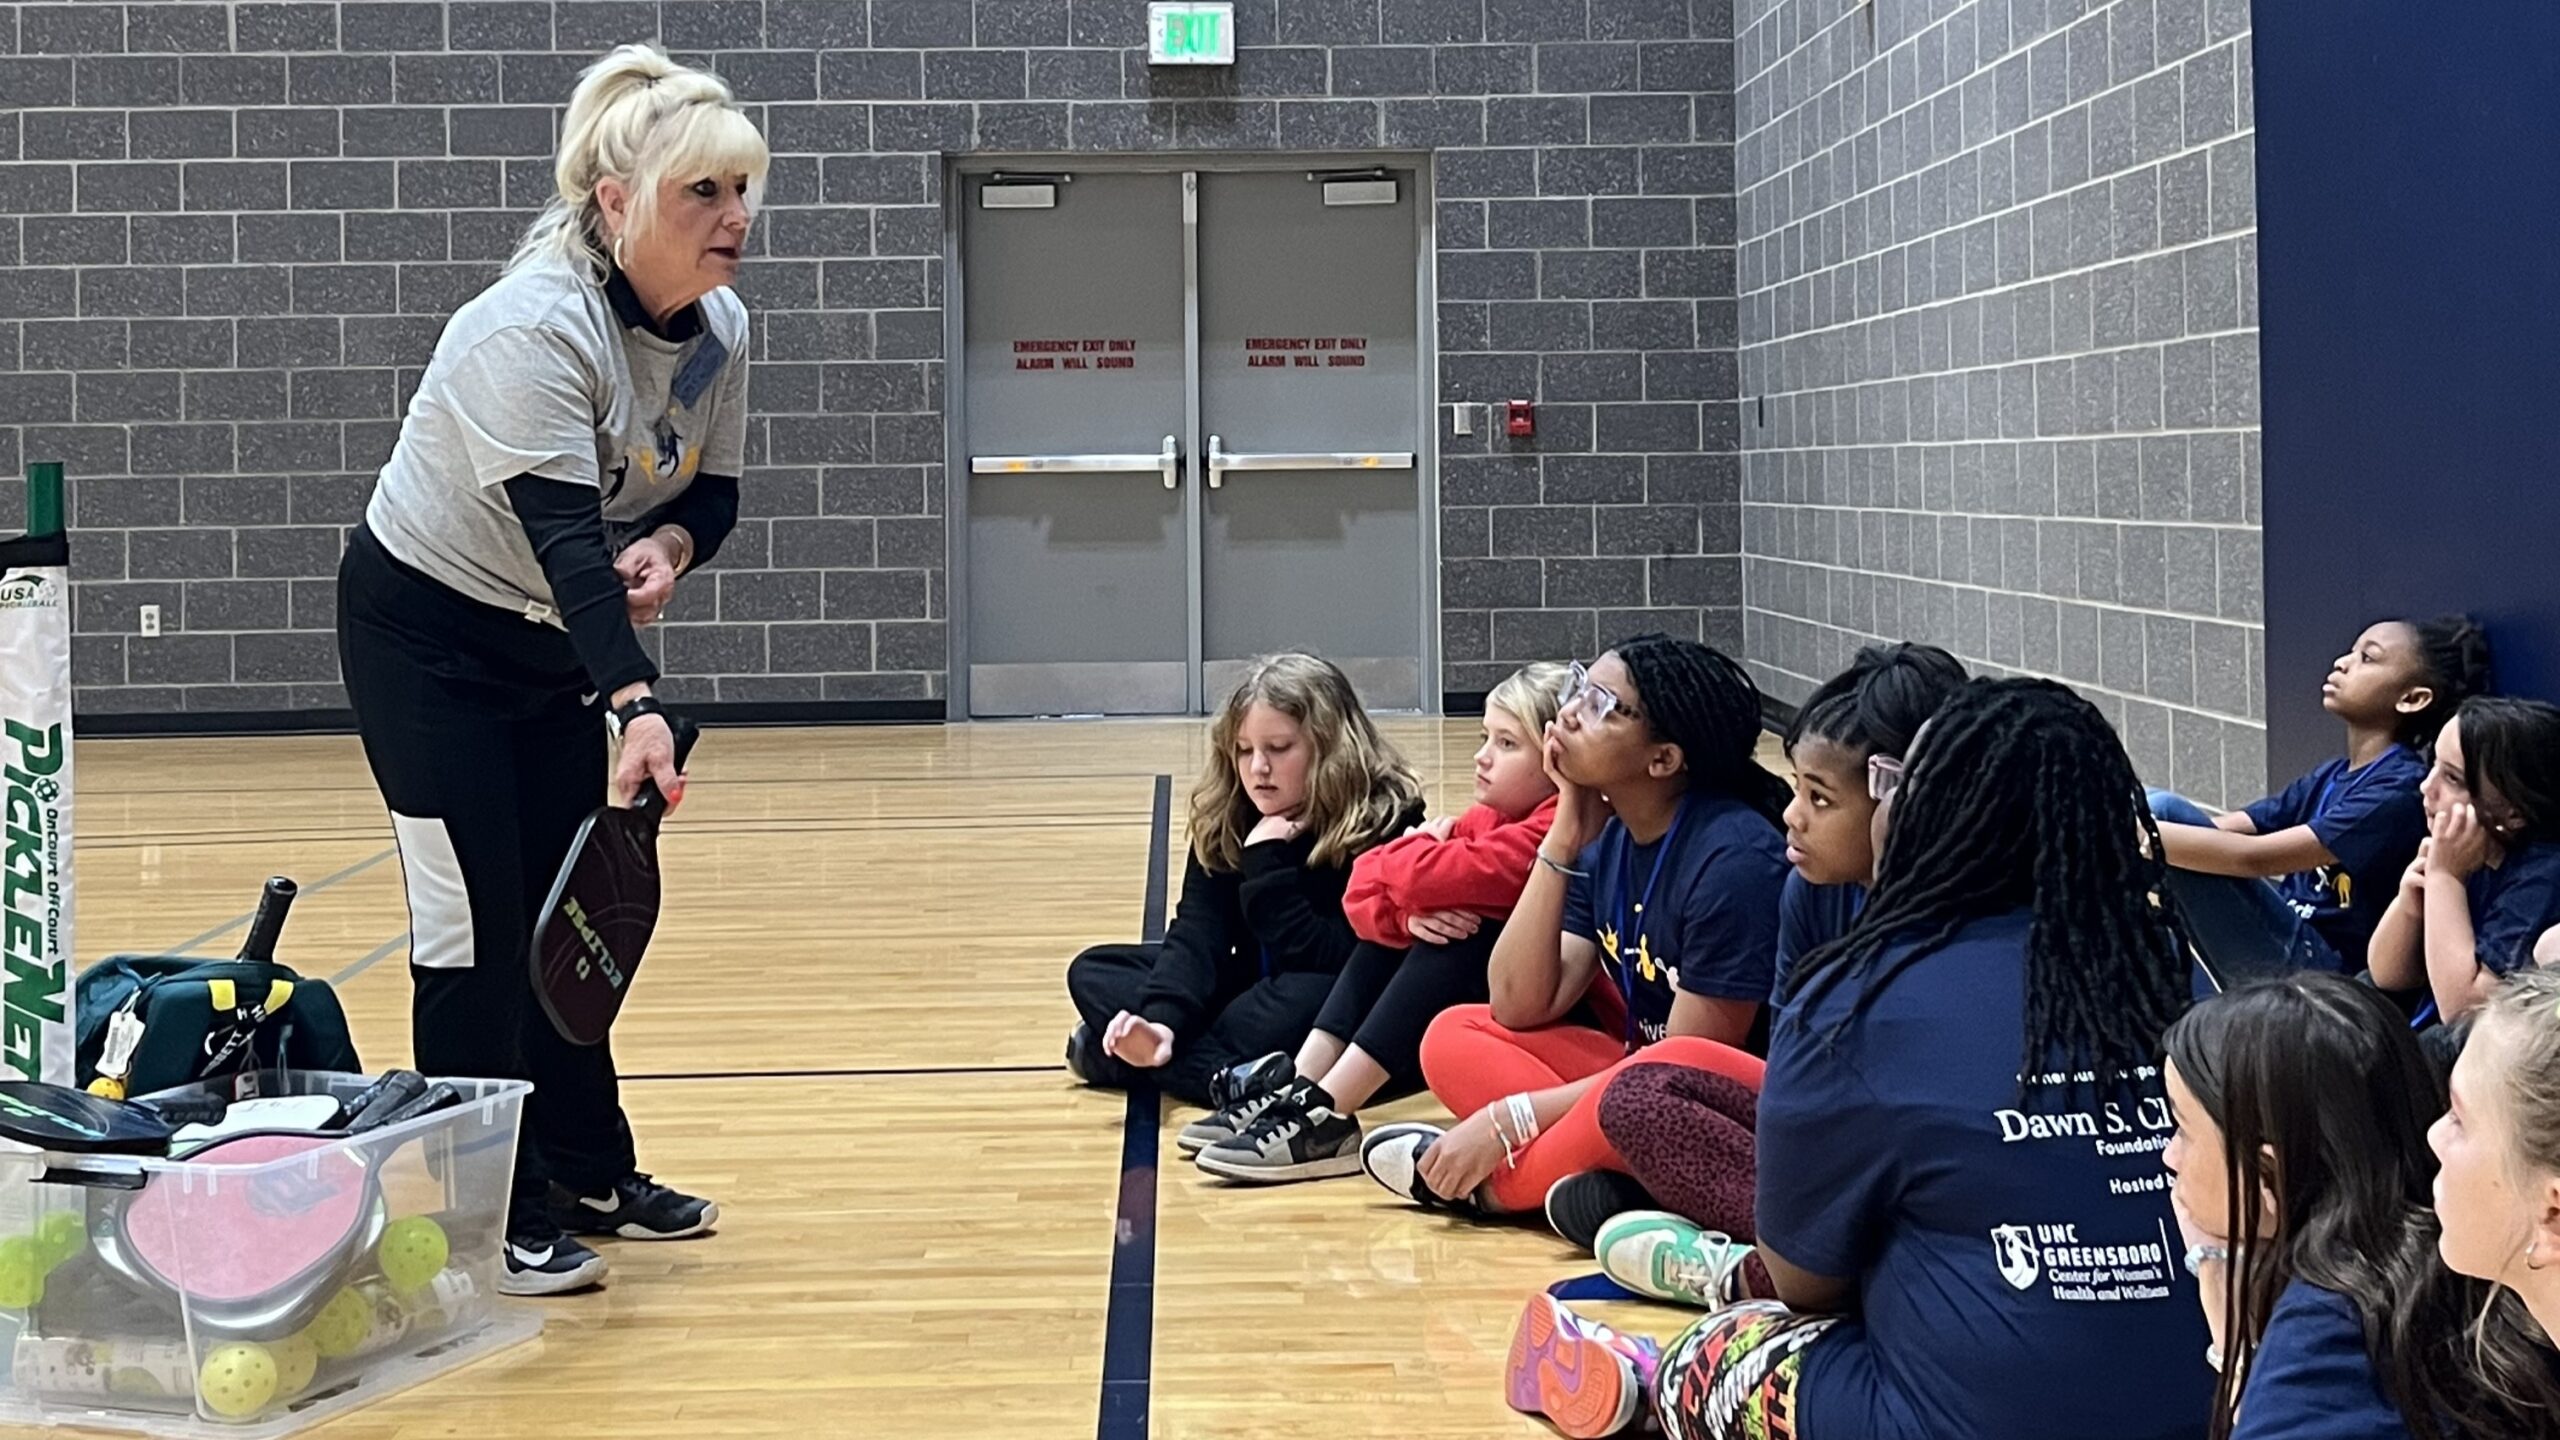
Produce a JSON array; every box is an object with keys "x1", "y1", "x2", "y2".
[{"x1": 74, "y1": 955, "x2": 360, "y2": 1100}]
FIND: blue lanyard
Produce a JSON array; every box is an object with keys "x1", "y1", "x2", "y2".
[{"x1": 1614, "y1": 798, "x2": 1692, "y2": 1046}]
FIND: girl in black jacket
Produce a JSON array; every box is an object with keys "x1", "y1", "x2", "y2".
[{"x1": 1067, "y1": 653, "x2": 1425, "y2": 1106}]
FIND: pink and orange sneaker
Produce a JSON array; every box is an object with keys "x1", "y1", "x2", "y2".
[{"x1": 1505, "y1": 1293, "x2": 1661, "y2": 1437}]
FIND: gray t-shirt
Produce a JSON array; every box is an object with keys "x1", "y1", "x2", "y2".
[{"x1": 365, "y1": 253, "x2": 749, "y2": 625}]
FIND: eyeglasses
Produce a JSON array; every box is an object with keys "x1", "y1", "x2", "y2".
[
  {"x1": 1868, "y1": 754, "x2": 1906, "y2": 803},
  {"x1": 1563, "y1": 661, "x2": 1637, "y2": 725}
]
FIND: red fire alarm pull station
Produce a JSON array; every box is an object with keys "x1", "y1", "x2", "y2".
[{"x1": 1505, "y1": 398, "x2": 1535, "y2": 438}]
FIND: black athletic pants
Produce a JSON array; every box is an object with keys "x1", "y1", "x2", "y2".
[
  {"x1": 1066, "y1": 945, "x2": 1333, "y2": 1107},
  {"x1": 337, "y1": 527, "x2": 638, "y2": 1217},
  {"x1": 1306, "y1": 924, "x2": 1503, "y2": 1099}
]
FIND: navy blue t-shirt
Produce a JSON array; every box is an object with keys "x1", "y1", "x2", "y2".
[
  {"x1": 1773, "y1": 871, "x2": 1864, "y2": 1004},
  {"x1": 2233, "y1": 1281, "x2": 2407, "y2": 1440},
  {"x1": 2243, "y1": 747, "x2": 2427, "y2": 970},
  {"x1": 1560, "y1": 792, "x2": 1787, "y2": 1047},
  {"x1": 2467, "y1": 839, "x2": 2560, "y2": 977},
  {"x1": 1757, "y1": 910, "x2": 2212, "y2": 1440}
]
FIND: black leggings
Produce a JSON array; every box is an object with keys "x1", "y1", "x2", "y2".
[
  {"x1": 338, "y1": 529, "x2": 637, "y2": 1216},
  {"x1": 1066, "y1": 944, "x2": 1333, "y2": 1107},
  {"x1": 1307, "y1": 925, "x2": 1504, "y2": 1098}
]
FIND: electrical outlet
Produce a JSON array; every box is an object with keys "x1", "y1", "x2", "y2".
[
  {"x1": 139, "y1": 604, "x2": 160, "y2": 638},
  {"x1": 1451, "y1": 403, "x2": 1474, "y2": 436}
]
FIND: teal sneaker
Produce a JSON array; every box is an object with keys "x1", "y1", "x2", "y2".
[{"x1": 1594, "y1": 1210, "x2": 1752, "y2": 1309}]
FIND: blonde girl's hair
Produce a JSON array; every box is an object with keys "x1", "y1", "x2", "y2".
[
  {"x1": 2477, "y1": 967, "x2": 2560, "y2": 1189},
  {"x1": 1485, "y1": 661, "x2": 1570, "y2": 739},
  {"x1": 508, "y1": 44, "x2": 772, "y2": 280},
  {"x1": 1189, "y1": 654, "x2": 1425, "y2": 873}
]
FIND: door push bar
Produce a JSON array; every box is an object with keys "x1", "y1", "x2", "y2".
[
  {"x1": 1205, "y1": 435, "x2": 1417, "y2": 488},
  {"x1": 970, "y1": 436, "x2": 1183, "y2": 490}
]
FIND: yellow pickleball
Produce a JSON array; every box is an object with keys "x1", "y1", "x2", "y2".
[
  {"x1": 268, "y1": 1331, "x2": 320, "y2": 1398},
  {"x1": 0, "y1": 1237, "x2": 45, "y2": 1309},
  {"x1": 197, "y1": 1342, "x2": 278, "y2": 1419},
  {"x1": 34, "y1": 1210, "x2": 85, "y2": 1270},
  {"x1": 376, "y1": 1215, "x2": 449, "y2": 1293},
  {"x1": 305, "y1": 1287, "x2": 372, "y2": 1358}
]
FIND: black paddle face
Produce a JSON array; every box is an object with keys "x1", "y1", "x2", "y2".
[
  {"x1": 533, "y1": 811, "x2": 663, "y2": 1045},
  {"x1": 531, "y1": 716, "x2": 696, "y2": 1046},
  {"x1": 0, "y1": 1082, "x2": 185, "y2": 1155}
]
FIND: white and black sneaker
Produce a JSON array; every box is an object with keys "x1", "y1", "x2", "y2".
[
  {"x1": 1360, "y1": 1121, "x2": 1478, "y2": 1211},
  {"x1": 499, "y1": 1215, "x2": 608, "y2": 1296},
  {"x1": 1195, "y1": 1088, "x2": 1363, "y2": 1183},
  {"x1": 553, "y1": 1173, "x2": 719, "y2": 1240}
]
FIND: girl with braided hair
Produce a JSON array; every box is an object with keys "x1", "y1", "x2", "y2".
[
  {"x1": 1358, "y1": 635, "x2": 1788, "y2": 1235},
  {"x1": 1570, "y1": 643, "x2": 1969, "y2": 1305},
  {"x1": 1511, "y1": 679, "x2": 2211, "y2": 1440}
]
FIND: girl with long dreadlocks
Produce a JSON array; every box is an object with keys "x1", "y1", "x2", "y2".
[
  {"x1": 1357, "y1": 635, "x2": 1789, "y2": 1230},
  {"x1": 1509, "y1": 679, "x2": 2209, "y2": 1440}
]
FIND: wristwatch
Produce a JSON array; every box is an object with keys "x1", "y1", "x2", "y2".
[{"x1": 608, "y1": 694, "x2": 667, "y2": 738}]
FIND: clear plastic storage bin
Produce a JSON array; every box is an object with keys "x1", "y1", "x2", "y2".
[{"x1": 0, "y1": 1071, "x2": 539, "y2": 1437}]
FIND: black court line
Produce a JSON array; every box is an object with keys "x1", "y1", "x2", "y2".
[
  {"x1": 165, "y1": 846, "x2": 399, "y2": 956},
  {"x1": 621, "y1": 1063, "x2": 1068, "y2": 1082},
  {"x1": 1099, "y1": 773, "x2": 1172, "y2": 1440}
]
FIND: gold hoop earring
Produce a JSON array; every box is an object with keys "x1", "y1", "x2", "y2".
[{"x1": 612, "y1": 232, "x2": 628, "y2": 270}]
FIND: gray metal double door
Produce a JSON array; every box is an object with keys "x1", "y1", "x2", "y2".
[{"x1": 960, "y1": 167, "x2": 1426, "y2": 718}]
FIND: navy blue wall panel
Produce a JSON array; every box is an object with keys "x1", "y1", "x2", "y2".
[{"x1": 2252, "y1": 0, "x2": 2560, "y2": 783}]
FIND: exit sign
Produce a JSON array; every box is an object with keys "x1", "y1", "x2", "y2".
[{"x1": 1148, "y1": 2, "x2": 1235, "y2": 66}]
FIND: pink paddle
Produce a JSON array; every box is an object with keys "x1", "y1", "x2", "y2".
[{"x1": 121, "y1": 1132, "x2": 374, "y2": 1321}]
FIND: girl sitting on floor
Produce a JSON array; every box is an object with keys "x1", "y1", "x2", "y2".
[
  {"x1": 1357, "y1": 635, "x2": 1789, "y2": 1226},
  {"x1": 1186, "y1": 662, "x2": 1568, "y2": 1183},
  {"x1": 1063, "y1": 653, "x2": 1423, "y2": 1107},
  {"x1": 1570, "y1": 642, "x2": 1968, "y2": 1291},
  {"x1": 2368, "y1": 696, "x2": 2560, "y2": 1022},
  {"x1": 1512, "y1": 679, "x2": 2209, "y2": 1440},
  {"x1": 2152, "y1": 615, "x2": 2488, "y2": 986}
]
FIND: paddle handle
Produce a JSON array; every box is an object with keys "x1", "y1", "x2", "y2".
[
  {"x1": 630, "y1": 712, "x2": 702, "y2": 819},
  {"x1": 237, "y1": 876, "x2": 298, "y2": 963}
]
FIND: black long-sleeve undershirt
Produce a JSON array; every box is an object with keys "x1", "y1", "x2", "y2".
[
  {"x1": 502, "y1": 473, "x2": 658, "y2": 697},
  {"x1": 642, "y1": 472, "x2": 739, "y2": 570}
]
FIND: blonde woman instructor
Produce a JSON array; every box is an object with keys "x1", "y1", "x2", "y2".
[{"x1": 336, "y1": 46, "x2": 763, "y2": 1295}]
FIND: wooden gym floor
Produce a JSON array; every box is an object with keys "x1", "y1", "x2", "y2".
[{"x1": 43, "y1": 717, "x2": 1722, "y2": 1440}]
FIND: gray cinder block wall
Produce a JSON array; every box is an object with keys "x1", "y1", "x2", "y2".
[
  {"x1": 0, "y1": 0, "x2": 1744, "y2": 720},
  {"x1": 1732, "y1": 0, "x2": 2263, "y2": 804}
]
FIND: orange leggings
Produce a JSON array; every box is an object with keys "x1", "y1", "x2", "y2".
[{"x1": 1416, "y1": 1005, "x2": 1765, "y2": 1213}]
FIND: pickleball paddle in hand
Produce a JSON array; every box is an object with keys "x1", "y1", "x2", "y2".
[{"x1": 531, "y1": 712, "x2": 701, "y2": 1046}]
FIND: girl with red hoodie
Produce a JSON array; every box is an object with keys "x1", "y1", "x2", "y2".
[{"x1": 1184, "y1": 662, "x2": 1570, "y2": 1183}]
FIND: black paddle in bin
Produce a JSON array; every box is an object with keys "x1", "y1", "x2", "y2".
[{"x1": 531, "y1": 712, "x2": 701, "y2": 1045}]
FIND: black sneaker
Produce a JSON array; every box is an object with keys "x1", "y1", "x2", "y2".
[
  {"x1": 500, "y1": 1213, "x2": 608, "y2": 1296},
  {"x1": 1175, "y1": 1081, "x2": 1299, "y2": 1155},
  {"x1": 1208, "y1": 1051, "x2": 1296, "y2": 1111},
  {"x1": 1544, "y1": 1170, "x2": 1660, "y2": 1251},
  {"x1": 553, "y1": 1173, "x2": 719, "y2": 1240},
  {"x1": 1066, "y1": 1024, "x2": 1101, "y2": 1084},
  {"x1": 1195, "y1": 1090, "x2": 1363, "y2": 1183}
]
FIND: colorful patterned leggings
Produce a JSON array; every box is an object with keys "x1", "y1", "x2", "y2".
[{"x1": 1655, "y1": 1301, "x2": 1839, "y2": 1440}]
